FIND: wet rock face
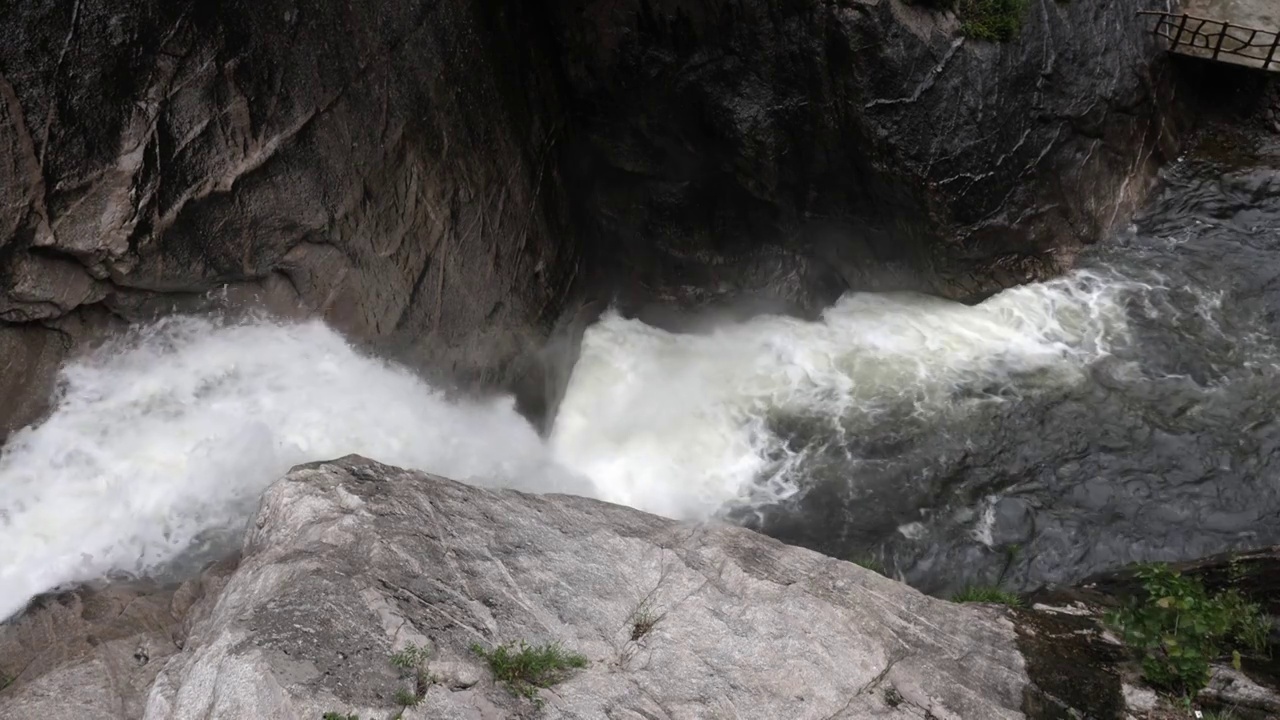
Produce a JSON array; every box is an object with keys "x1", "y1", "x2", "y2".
[
  {"x1": 1020, "y1": 548, "x2": 1280, "y2": 720},
  {"x1": 0, "y1": 0, "x2": 1182, "y2": 435},
  {"x1": 0, "y1": 0, "x2": 576, "y2": 432},
  {"x1": 549, "y1": 0, "x2": 1182, "y2": 308}
]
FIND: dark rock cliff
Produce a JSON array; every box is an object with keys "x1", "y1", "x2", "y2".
[
  {"x1": 552, "y1": 0, "x2": 1183, "y2": 310},
  {"x1": 0, "y1": 0, "x2": 1182, "y2": 435},
  {"x1": 0, "y1": 0, "x2": 578, "y2": 434}
]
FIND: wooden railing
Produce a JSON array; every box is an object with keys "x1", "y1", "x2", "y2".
[{"x1": 1138, "y1": 11, "x2": 1280, "y2": 72}]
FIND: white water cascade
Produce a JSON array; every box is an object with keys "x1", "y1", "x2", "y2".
[
  {"x1": 0, "y1": 269, "x2": 1138, "y2": 621},
  {"x1": 551, "y1": 269, "x2": 1138, "y2": 518},
  {"x1": 0, "y1": 317, "x2": 581, "y2": 621}
]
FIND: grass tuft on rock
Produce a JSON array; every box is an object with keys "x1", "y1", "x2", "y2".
[
  {"x1": 470, "y1": 641, "x2": 588, "y2": 702},
  {"x1": 951, "y1": 585, "x2": 1023, "y2": 606},
  {"x1": 322, "y1": 713, "x2": 359, "y2": 720},
  {"x1": 849, "y1": 554, "x2": 888, "y2": 577},
  {"x1": 393, "y1": 688, "x2": 421, "y2": 708},
  {"x1": 630, "y1": 608, "x2": 661, "y2": 641}
]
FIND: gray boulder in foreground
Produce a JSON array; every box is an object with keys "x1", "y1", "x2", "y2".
[
  {"x1": 6, "y1": 456, "x2": 1276, "y2": 718},
  {"x1": 149, "y1": 455, "x2": 1032, "y2": 719}
]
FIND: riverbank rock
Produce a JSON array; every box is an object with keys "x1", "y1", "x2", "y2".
[
  {"x1": 1022, "y1": 545, "x2": 1280, "y2": 720},
  {"x1": 0, "y1": 560, "x2": 234, "y2": 720},
  {"x1": 138, "y1": 455, "x2": 1032, "y2": 719},
  {"x1": 2, "y1": 456, "x2": 1277, "y2": 719},
  {"x1": 0, "y1": 0, "x2": 1186, "y2": 436}
]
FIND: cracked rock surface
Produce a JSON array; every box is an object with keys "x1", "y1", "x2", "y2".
[
  {"x1": 550, "y1": 0, "x2": 1184, "y2": 309},
  {"x1": 4, "y1": 456, "x2": 1033, "y2": 719}
]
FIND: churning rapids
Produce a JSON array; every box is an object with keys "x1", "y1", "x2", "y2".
[{"x1": 2, "y1": 138, "x2": 1279, "y2": 621}]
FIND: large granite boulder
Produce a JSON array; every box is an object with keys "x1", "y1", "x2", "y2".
[
  {"x1": 138, "y1": 455, "x2": 1030, "y2": 719},
  {"x1": 2, "y1": 456, "x2": 1276, "y2": 719}
]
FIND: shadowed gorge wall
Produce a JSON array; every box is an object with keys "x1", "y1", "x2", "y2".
[
  {"x1": 0, "y1": 0, "x2": 578, "y2": 433},
  {"x1": 552, "y1": 0, "x2": 1184, "y2": 311},
  {"x1": 0, "y1": 0, "x2": 1182, "y2": 435}
]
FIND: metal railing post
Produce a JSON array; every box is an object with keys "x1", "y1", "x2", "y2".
[
  {"x1": 1265, "y1": 32, "x2": 1280, "y2": 71},
  {"x1": 1171, "y1": 13, "x2": 1191, "y2": 50},
  {"x1": 1212, "y1": 21, "x2": 1230, "y2": 60}
]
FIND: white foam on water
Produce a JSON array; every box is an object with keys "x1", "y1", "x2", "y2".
[
  {"x1": 550, "y1": 269, "x2": 1138, "y2": 519},
  {"x1": 0, "y1": 269, "x2": 1139, "y2": 622},
  {"x1": 0, "y1": 316, "x2": 581, "y2": 622}
]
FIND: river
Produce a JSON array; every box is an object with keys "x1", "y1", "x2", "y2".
[
  {"x1": 763, "y1": 132, "x2": 1280, "y2": 593},
  {"x1": 553, "y1": 130, "x2": 1280, "y2": 594},
  {"x1": 0, "y1": 132, "x2": 1277, "y2": 619}
]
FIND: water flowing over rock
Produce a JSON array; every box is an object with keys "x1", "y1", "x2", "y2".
[
  {"x1": 0, "y1": 0, "x2": 1181, "y2": 435},
  {"x1": 0, "y1": 0, "x2": 576, "y2": 434}
]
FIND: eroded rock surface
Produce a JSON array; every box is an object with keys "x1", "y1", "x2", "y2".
[
  {"x1": 0, "y1": 560, "x2": 234, "y2": 720},
  {"x1": 138, "y1": 455, "x2": 1032, "y2": 719}
]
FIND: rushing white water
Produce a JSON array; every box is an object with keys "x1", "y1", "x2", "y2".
[
  {"x1": 550, "y1": 270, "x2": 1138, "y2": 518},
  {"x1": 0, "y1": 269, "x2": 1138, "y2": 621},
  {"x1": 0, "y1": 317, "x2": 582, "y2": 622}
]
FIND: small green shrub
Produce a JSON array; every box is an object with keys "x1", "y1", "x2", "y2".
[
  {"x1": 952, "y1": 585, "x2": 1023, "y2": 606},
  {"x1": 322, "y1": 713, "x2": 358, "y2": 720},
  {"x1": 471, "y1": 641, "x2": 588, "y2": 702},
  {"x1": 1105, "y1": 565, "x2": 1271, "y2": 696},
  {"x1": 957, "y1": 0, "x2": 1028, "y2": 42},
  {"x1": 910, "y1": 0, "x2": 1029, "y2": 42},
  {"x1": 389, "y1": 643, "x2": 433, "y2": 709},
  {"x1": 393, "y1": 688, "x2": 421, "y2": 708},
  {"x1": 389, "y1": 643, "x2": 430, "y2": 672}
]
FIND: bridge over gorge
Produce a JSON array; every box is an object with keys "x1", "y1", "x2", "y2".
[{"x1": 1140, "y1": 0, "x2": 1280, "y2": 72}]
